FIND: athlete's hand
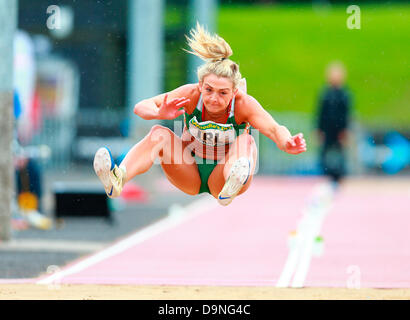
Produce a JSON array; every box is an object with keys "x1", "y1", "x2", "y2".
[
  {"x1": 157, "y1": 94, "x2": 190, "y2": 120},
  {"x1": 284, "y1": 133, "x2": 307, "y2": 154}
]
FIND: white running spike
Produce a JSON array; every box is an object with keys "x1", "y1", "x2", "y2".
[
  {"x1": 93, "y1": 147, "x2": 123, "y2": 198},
  {"x1": 217, "y1": 157, "x2": 251, "y2": 206}
]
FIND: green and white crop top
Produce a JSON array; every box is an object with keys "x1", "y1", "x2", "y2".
[{"x1": 183, "y1": 93, "x2": 249, "y2": 159}]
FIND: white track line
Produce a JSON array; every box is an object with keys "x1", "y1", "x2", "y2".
[
  {"x1": 0, "y1": 239, "x2": 106, "y2": 253},
  {"x1": 276, "y1": 240, "x2": 303, "y2": 287},
  {"x1": 291, "y1": 200, "x2": 330, "y2": 288},
  {"x1": 276, "y1": 181, "x2": 334, "y2": 288},
  {"x1": 37, "y1": 195, "x2": 217, "y2": 285}
]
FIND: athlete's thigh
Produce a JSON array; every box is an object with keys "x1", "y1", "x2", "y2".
[{"x1": 158, "y1": 129, "x2": 201, "y2": 195}]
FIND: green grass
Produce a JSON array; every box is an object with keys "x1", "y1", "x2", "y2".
[{"x1": 218, "y1": 4, "x2": 410, "y2": 130}]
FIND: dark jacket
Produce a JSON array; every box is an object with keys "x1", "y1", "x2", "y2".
[{"x1": 317, "y1": 85, "x2": 352, "y2": 144}]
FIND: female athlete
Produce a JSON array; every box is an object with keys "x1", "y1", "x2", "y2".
[{"x1": 94, "y1": 23, "x2": 307, "y2": 206}]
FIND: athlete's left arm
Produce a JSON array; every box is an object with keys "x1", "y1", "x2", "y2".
[{"x1": 239, "y1": 95, "x2": 307, "y2": 154}]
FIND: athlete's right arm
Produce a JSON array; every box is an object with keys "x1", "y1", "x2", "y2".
[{"x1": 133, "y1": 84, "x2": 196, "y2": 120}]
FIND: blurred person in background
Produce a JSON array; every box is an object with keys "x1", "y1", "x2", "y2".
[
  {"x1": 315, "y1": 61, "x2": 352, "y2": 187},
  {"x1": 13, "y1": 30, "x2": 51, "y2": 230},
  {"x1": 94, "y1": 23, "x2": 307, "y2": 207}
]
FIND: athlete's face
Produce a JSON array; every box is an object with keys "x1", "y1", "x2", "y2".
[{"x1": 199, "y1": 74, "x2": 238, "y2": 114}]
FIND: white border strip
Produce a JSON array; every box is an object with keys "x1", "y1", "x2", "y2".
[
  {"x1": 37, "y1": 195, "x2": 217, "y2": 285},
  {"x1": 291, "y1": 203, "x2": 330, "y2": 288},
  {"x1": 276, "y1": 181, "x2": 334, "y2": 288},
  {"x1": 0, "y1": 239, "x2": 105, "y2": 253}
]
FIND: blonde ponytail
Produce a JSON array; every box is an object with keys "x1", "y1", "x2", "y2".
[{"x1": 184, "y1": 22, "x2": 242, "y2": 88}]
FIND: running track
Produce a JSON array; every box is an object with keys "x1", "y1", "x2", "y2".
[{"x1": 6, "y1": 177, "x2": 410, "y2": 288}]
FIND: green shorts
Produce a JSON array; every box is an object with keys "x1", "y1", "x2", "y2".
[{"x1": 192, "y1": 151, "x2": 218, "y2": 194}]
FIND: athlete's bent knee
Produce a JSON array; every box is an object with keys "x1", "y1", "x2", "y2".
[
  {"x1": 240, "y1": 133, "x2": 255, "y2": 146},
  {"x1": 148, "y1": 125, "x2": 174, "y2": 160},
  {"x1": 149, "y1": 125, "x2": 173, "y2": 144},
  {"x1": 149, "y1": 124, "x2": 171, "y2": 136},
  {"x1": 232, "y1": 133, "x2": 256, "y2": 156}
]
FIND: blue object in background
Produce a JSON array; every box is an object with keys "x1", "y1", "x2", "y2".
[
  {"x1": 382, "y1": 131, "x2": 410, "y2": 174},
  {"x1": 14, "y1": 89, "x2": 22, "y2": 119},
  {"x1": 120, "y1": 118, "x2": 130, "y2": 137},
  {"x1": 357, "y1": 135, "x2": 377, "y2": 169},
  {"x1": 115, "y1": 148, "x2": 130, "y2": 166}
]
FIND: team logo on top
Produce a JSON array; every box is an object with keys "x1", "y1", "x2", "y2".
[{"x1": 189, "y1": 116, "x2": 236, "y2": 147}]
